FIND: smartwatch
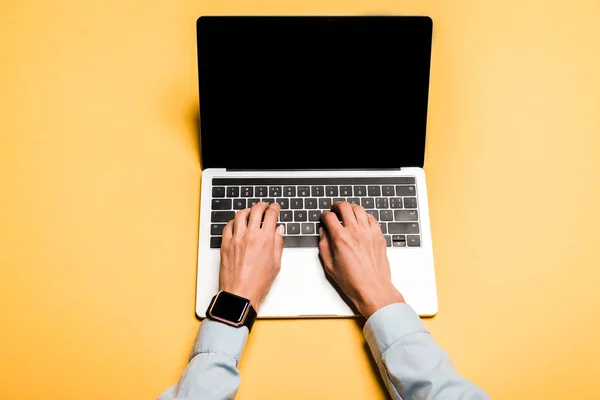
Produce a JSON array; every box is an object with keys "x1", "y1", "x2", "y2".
[{"x1": 206, "y1": 291, "x2": 257, "y2": 332}]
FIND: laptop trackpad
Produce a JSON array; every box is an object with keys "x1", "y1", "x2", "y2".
[{"x1": 258, "y1": 250, "x2": 357, "y2": 317}]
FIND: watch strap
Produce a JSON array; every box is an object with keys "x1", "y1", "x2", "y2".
[{"x1": 244, "y1": 303, "x2": 257, "y2": 332}]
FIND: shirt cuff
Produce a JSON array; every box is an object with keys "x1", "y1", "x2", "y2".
[
  {"x1": 191, "y1": 319, "x2": 249, "y2": 365},
  {"x1": 363, "y1": 302, "x2": 429, "y2": 362}
]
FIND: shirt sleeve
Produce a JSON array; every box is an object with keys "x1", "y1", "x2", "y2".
[
  {"x1": 363, "y1": 303, "x2": 490, "y2": 400},
  {"x1": 157, "y1": 319, "x2": 248, "y2": 400}
]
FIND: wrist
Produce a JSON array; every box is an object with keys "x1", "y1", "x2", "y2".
[{"x1": 356, "y1": 287, "x2": 405, "y2": 319}]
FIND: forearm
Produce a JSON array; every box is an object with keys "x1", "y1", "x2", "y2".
[
  {"x1": 158, "y1": 319, "x2": 248, "y2": 400},
  {"x1": 364, "y1": 303, "x2": 490, "y2": 400}
]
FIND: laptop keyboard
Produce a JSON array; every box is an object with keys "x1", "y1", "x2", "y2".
[{"x1": 209, "y1": 178, "x2": 421, "y2": 248}]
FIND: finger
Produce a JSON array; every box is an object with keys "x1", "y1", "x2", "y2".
[
  {"x1": 233, "y1": 208, "x2": 251, "y2": 236},
  {"x1": 321, "y1": 210, "x2": 343, "y2": 237},
  {"x1": 247, "y1": 202, "x2": 269, "y2": 230},
  {"x1": 273, "y1": 224, "x2": 285, "y2": 265},
  {"x1": 318, "y1": 227, "x2": 334, "y2": 271},
  {"x1": 221, "y1": 219, "x2": 234, "y2": 246},
  {"x1": 331, "y1": 201, "x2": 356, "y2": 226},
  {"x1": 367, "y1": 213, "x2": 381, "y2": 232},
  {"x1": 351, "y1": 203, "x2": 369, "y2": 226},
  {"x1": 261, "y1": 202, "x2": 280, "y2": 231}
]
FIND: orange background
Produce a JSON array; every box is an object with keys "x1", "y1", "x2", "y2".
[{"x1": 1, "y1": 0, "x2": 600, "y2": 399}]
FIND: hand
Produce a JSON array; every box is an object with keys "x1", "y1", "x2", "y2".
[
  {"x1": 318, "y1": 201, "x2": 405, "y2": 318},
  {"x1": 219, "y1": 202, "x2": 285, "y2": 311}
]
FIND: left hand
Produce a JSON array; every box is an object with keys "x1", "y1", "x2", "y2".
[{"x1": 219, "y1": 202, "x2": 285, "y2": 311}]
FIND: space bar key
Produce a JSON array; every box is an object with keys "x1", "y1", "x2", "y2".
[{"x1": 284, "y1": 235, "x2": 320, "y2": 248}]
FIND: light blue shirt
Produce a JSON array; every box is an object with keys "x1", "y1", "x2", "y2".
[{"x1": 158, "y1": 303, "x2": 489, "y2": 399}]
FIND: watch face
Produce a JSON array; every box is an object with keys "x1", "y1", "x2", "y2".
[{"x1": 210, "y1": 292, "x2": 250, "y2": 324}]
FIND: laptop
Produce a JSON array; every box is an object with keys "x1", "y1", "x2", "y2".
[{"x1": 195, "y1": 15, "x2": 438, "y2": 318}]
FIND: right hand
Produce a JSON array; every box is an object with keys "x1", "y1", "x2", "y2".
[{"x1": 318, "y1": 201, "x2": 405, "y2": 318}]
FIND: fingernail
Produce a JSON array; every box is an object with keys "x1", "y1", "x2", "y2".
[
  {"x1": 319, "y1": 227, "x2": 323, "y2": 236},
  {"x1": 278, "y1": 225, "x2": 284, "y2": 236}
]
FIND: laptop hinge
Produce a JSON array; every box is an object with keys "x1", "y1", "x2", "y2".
[{"x1": 226, "y1": 168, "x2": 402, "y2": 172}]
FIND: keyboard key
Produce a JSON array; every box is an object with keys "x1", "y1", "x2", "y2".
[
  {"x1": 298, "y1": 186, "x2": 310, "y2": 197},
  {"x1": 376, "y1": 198, "x2": 389, "y2": 209},
  {"x1": 211, "y1": 223, "x2": 226, "y2": 235},
  {"x1": 347, "y1": 197, "x2": 360, "y2": 205},
  {"x1": 340, "y1": 186, "x2": 352, "y2": 196},
  {"x1": 361, "y1": 197, "x2": 375, "y2": 209},
  {"x1": 392, "y1": 235, "x2": 407, "y2": 247},
  {"x1": 384, "y1": 235, "x2": 392, "y2": 247},
  {"x1": 276, "y1": 198, "x2": 289, "y2": 209},
  {"x1": 211, "y1": 211, "x2": 235, "y2": 222},
  {"x1": 294, "y1": 211, "x2": 307, "y2": 221},
  {"x1": 311, "y1": 186, "x2": 324, "y2": 197},
  {"x1": 210, "y1": 237, "x2": 222, "y2": 248},
  {"x1": 212, "y1": 187, "x2": 225, "y2": 197},
  {"x1": 261, "y1": 198, "x2": 275, "y2": 205},
  {"x1": 379, "y1": 222, "x2": 387, "y2": 234},
  {"x1": 319, "y1": 198, "x2": 332, "y2": 209},
  {"x1": 287, "y1": 223, "x2": 300, "y2": 235},
  {"x1": 380, "y1": 209, "x2": 394, "y2": 221},
  {"x1": 382, "y1": 185, "x2": 395, "y2": 196},
  {"x1": 280, "y1": 210, "x2": 293, "y2": 222},
  {"x1": 305, "y1": 198, "x2": 318, "y2": 209},
  {"x1": 366, "y1": 209, "x2": 379, "y2": 220},
  {"x1": 390, "y1": 198, "x2": 403, "y2": 208},
  {"x1": 394, "y1": 210, "x2": 418, "y2": 221},
  {"x1": 368, "y1": 186, "x2": 381, "y2": 196},
  {"x1": 403, "y1": 197, "x2": 418, "y2": 209},
  {"x1": 241, "y1": 186, "x2": 253, "y2": 197},
  {"x1": 269, "y1": 186, "x2": 282, "y2": 197},
  {"x1": 316, "y1": 222, "x2": 323, "y2": 232},
  {"x1": 396, "y1": 185, "x2": 416, "y2": 196},
  {"x1": 283, "y1": 186, "x2": 296, "y2": 197},
  {"x1": 233, "y1": 199, "x2": 246, "y2": 209},
  {"x1": 284, "y1": 235, "x2": 319, "y2": 247},
  {"x1": 333, "y1": 197, "x2": 345, "y2": 203},
  {"x1": 212, "y1": 199, "x2": 232, "y2": 210},
  {"x1": 255, "y1": 186, "x2": 268, "y2": 197},
  {"x1": 248, "y1": 198, "x2": 260, "y2": 207},
  {"x1": 407, "y1": 235, "x2": 421, "y2": 247},
  {"x1": 309, "y1": 210, "x2": 322, "y2": 221},
  {"x1": 353, "y1": 186, "x2": 367, "y2": 196},
  {"x1": 326, "y1": 186, "x2": 338, "y2": 196},
  {"x1": 388, "y1": 222, "x2": 420, "y2": 234},
  {"x1": 291, "y1": 198, "x2": 303, "y2": 209},
  {"x1": 227, "y1": 187, "x2": 239, "y2": 197},
  {"x1": 302, "y1": 223, "x2": 315, "y2": 234}
]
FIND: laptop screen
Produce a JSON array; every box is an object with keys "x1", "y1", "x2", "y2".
[{"x1": 197, "y1": 16, "x2": 433, "y2": 170}]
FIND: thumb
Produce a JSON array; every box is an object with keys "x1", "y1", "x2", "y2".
[
  {"x1": 274, "y1": 224, "x2": 285, "y2": 260},
  {"x1": 318, "y1": 227, "x2": 334, "y2": 271}
]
